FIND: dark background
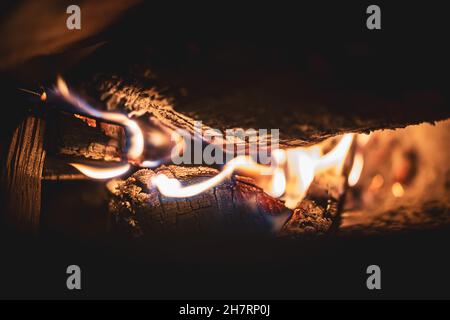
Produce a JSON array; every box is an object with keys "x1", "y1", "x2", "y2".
[{"x1": 1, "y1": 228, "x2": 450, "y2": 299}]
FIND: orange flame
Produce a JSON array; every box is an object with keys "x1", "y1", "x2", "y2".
[
  {"x1": 70, "y1": 163, "x2": 131, "y2": 180},
  {"x1": 347, "y1": 133, "x2": 371, "y2": 187},
  {"x1": 56, "y1": 76, "x2": 144, "y2": 161},
  {"x1": 56, "y1": 77, "x2": 150, "y2": 179},
  {"x1": 152, "y1": 133, "x2": 355, "y2": 209},
  {"x1": 57, "y1": 78, "x2": 359, "y2": 202},
  {"x1": 348, "y1": 152, "x2": 364, "y2": 187}
]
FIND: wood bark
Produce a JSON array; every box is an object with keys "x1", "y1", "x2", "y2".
[
  {"x1": 45, "y1": 111, "x2": 125, "y2": 163},
  {"x1": 73, "y1": 43, "x2": 449, "y2": 149},
  {"x1": 107, "y1": 166, "x2": 288, "y2": 237},
  {"x1": 107, "y1": 165, "x2": 347, "y2": 237}
]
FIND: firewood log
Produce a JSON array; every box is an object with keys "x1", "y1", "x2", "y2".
[
  {"x1": 72, "y1": 42, "x2": 449, "y2": 150},
  {"x1": 107, "y1": 166, "x2": 288, "y2": 237},
  {"x1": 45, "y1": 110, "x2": 125, "y2": 163},
  {"x1": 106, "y1": 165, "x2": 347, "y2": 237},
  {"x1": 2, "y1": 2, "x2": 449, "y2": 238}
]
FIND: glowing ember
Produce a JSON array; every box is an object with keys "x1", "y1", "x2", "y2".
[
  {"x1": 391, "y1": 182, "x2": 405, "y2": 198},
  {"x1": 74, "y1": 114, "x2": 97, "y2": 127},
  {"x1": 369, "y1": 174, "x2": 384, "y2": 192},
  {"x1": 54, "y1": 76, "x2": 154, "y2": 178}
]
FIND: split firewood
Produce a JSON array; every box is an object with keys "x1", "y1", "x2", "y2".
[
  {"x1": 281, "y1": 172, "x2": 346, "y2": 237},
  {"x1": 47, "y1": 52, "x2": 444, "y2": 237},
  {"x1": 81, "y1": 71, "x2": 449, "y2": 150},
  {"x1": 71, "y1": 42, "x2": 449, "y2": 150},
  {"x1": 107, "y1": 166, "x2": 288, "y2": 237},
  {"x1": 38, "y1": 109, "x2": 127, "y2": 181},
  {"x1": 45, "y1": 110, "x2": 126, "y2": 163},
  {"x1": 39, "y1": 106, "x2": 350, "y2": 236}
]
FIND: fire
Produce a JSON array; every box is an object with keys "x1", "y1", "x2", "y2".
[
  {"x1": 70, "y1": 163, "x2": 131, "y2": 180},
  {"x1": 53, "y1": 77, "x2": 358, "y2": 207},
  {"x1": 391, "y1": 182, "x2": 405, "y2": 198},
  {"x1": 56, "y1": 76, "x2": 145, "y2": 162},
  {"x1": 369, "y1": 174, "x2": 384, "y2": 192},
  {"x1": 74, "y1": 114, "x2": 97, "y2": 127},
  {"x1": 348, "y1": 152, "x2": 364, "y2": 187},
  {"x1": 151, "y1": 133, "x2": 355, "y2": 209},
  {"x1": 54, "y1": 77, "x2": 156, "y2": 179}
]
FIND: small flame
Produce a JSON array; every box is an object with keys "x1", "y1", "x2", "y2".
[
  {"x1": 271, "y1": 168, "x2": 286, "y2": 198},
  {"x1": 151, "y1": 156, "x2": 267, "y2": 198},
  {"x1": 74, "y1": 114, "x2": 97, "y2": 127},
  {"x1": 70, "y1": 163, "x2": 131, "y2": 180},
  {"x1": 56, "y1": 76, "x2": 144, "y2": 161},
  {"x1": 56, "y1": 77, "x2": 70, "y2": 97},
  {"x1": 315, "y1": 133, "x2": 354, "y2": 173},
  {"x1": 54, "y1": 76, "x2": 157, "y2": 179},
  {"x1": 348, "y1": 152, "x2": 364, "y2": 187},
  {"x1": 357, "y1": 133, "x2": 371, "y2": 147}
]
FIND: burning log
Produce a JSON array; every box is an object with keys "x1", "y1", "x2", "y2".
[
  {"x1": 282, "y1": 173, "x2": 346, "y2": 236},
  {"x1": 107, "y1": 166, "x2": 288, "y2": 237},
  {"x1": 1, "y1": 2, "x2": 448, "y2": 239},
  {"x1": 106, "y1": 160, "x2": 349, "y2": 237},
  {"x1": 45, "y1": 111, "x2": 126, "y2": 163},
  {"x1": 73, "y1": 42, "x2": 449, "y2": 149},
  {"x1": 26, "y1": 78, "x2": 356, "y2": 236},
  {"x1": 5, "y1": 71, "x2": 445, "y2": 236}
]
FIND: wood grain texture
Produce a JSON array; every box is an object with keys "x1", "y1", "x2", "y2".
[
  {"x1": 106, "y1": 165, "x2": 349, "y2": 237},
  {"x1": 74, "y1": 43, "x2": 449, "y2": 149},
  {"x1": 46, "y1": 111, "x2": 125, "y2": 163},
  {"x1": 107, "y1": 166, "x2": 289, "y2": 237},
  {"x1": 1, "y1": 115, "x2": 46, "y2": 232}
]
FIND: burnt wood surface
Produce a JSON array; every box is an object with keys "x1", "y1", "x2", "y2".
[
  {"x1": 45, "y1": 111, "x2": 125, "y2": 163},
  {"x1": 75, "y1": 57, "x2": 449, "y2": 149},
  {"x1": 107, "y1": 166, "x2": 288, "y2": 237},
  {"x1": 2, "y1": 2, "x2": 449, "y2": 237},
  {"x1": 107, "y1": 165, "x2": 347, "y2": 237}
]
